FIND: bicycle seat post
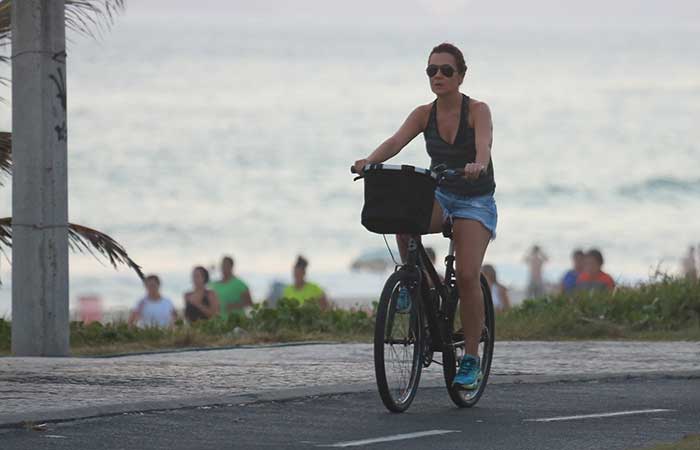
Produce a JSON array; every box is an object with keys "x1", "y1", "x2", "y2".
[
  {"x1": 406, "y1": 236, "x2": 419, "y2": 267},
  {"x1": 443, "y1": 223, "x2": 457, "y2": 281},
  {"x1": 442, "y1": 216, "x2": 454, "y2": 239}
]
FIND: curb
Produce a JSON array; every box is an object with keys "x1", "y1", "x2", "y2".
[
  {"x1": 0, "y1": 341, "x2": 350, "y2": 360},
  {"x1": 1, "y1": 370, "x2": 698, "y2": 429},
  {"x1": 82, "y1": 341, "x2": 347, "y2": 359}
]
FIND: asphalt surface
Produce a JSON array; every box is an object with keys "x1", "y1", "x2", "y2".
[
  {"x1": 1, "y1": 377, "x2": 698, "y2": 450},
  {"x1": 4, "y1": 341, "x2": 700, "y2": 425}
]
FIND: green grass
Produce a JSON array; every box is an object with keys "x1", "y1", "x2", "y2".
[
  {"x1": 630, "y1": 434, "x2": 700, "y2": 450},
  {"x1": 497, "y1": 276, "x2": 700, "y2": 340},
  {"x1": 0, "y1": 315, "x2": 9, "y2": 353},
  {"x1": 0, "y1": 298, "x2": 374, "y2": 356},
  {"x1": 1, "y1": 277, "x2": 699, "y2": 356}
]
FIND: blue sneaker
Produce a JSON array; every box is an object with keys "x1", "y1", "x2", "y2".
[
  {"x1": 395, "y1": 286, "x2": 412, "y2": 312},
  {"x1": 452, "y1": 355, "x2": 482, "y2": 390}
]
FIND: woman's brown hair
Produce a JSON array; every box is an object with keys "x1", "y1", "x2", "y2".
[
  {"x1": 194, "y1": 266, "x2": 210, "y2": 283},
  {"x1": 429, "y1": 42, "x2": 467, "y2": 75}
]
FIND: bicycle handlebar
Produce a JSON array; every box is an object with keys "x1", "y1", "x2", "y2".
[
  {"x1": 350, "y1": 165, "x2": 363, "y2": 181},
  {"x1": 351, "y1": 164, "x2": 483, "y2": 182},
  {"x1": 440, "y1": 168, "x2": 465, "y2": 177}
]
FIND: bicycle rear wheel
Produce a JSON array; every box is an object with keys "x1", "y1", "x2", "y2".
[
  {"x1": 442, "y1": 274, "x2": 495, "y2": 408},
  {"x1": 374, "y1": 270, "x2": 424, "y2": 413}
]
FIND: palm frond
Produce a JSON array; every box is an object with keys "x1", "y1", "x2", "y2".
[
  {"x1": 0, "y1": 218, "x2": 144, "y2": 281},
  {"x1": 68, "y1": 223, "x2": 144, "y2": 280},
  {"x1": 0, "y1": 1, "x2": 9, "y2": 66},
  {"x1": 65, "y1": 0, "x2": 126, "y2": 41},
  {"x1": 0, "y1": 217, "x2": 9, "y2": 248},
  {"x1": 0, "y1": 0, "x2": 125, "y2": 52},
  {"x1": 0, "y1": 131, "x2": 10, "y2": 185},
  {"x1": 0, "y1": 0, "x2": 125, "y2": 101}
]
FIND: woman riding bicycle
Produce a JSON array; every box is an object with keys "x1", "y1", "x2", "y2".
[{"x1": 352, "y1": 42, "x2": 497, "y2": 391}]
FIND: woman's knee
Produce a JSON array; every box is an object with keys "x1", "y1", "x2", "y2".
[{"x1": 456, "y1": 266, "x2": 481, "y2": 289}]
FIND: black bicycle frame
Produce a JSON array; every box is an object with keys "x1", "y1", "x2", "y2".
[{"x1": 403, "y1": 235, "x2": 458, "y2": 353}]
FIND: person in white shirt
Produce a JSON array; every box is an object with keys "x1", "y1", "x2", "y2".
[{"x1": 128, "y1": 275, "x2": 177, "y2": 328}]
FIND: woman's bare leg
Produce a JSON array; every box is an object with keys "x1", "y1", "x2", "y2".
[
  {"x1": 452, "y1": 219, "x2": 491, "y2": 357},
  {"x1": 396, "y1": 200, "x2": 445, "y2": 262}
]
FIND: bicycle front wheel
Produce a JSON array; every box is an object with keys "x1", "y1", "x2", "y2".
[
  {"x1": 442, "y1": 273, "x2": 495, "y2": 408},
  {"x1": 374, "y1": 270, "x2": 424, "y2": 413}
]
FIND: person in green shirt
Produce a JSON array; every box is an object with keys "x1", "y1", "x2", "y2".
[
  {"x1": 283, "y1": 255, "x2": 329, "y2": 309},
  {"x1": 209, "y1": 256, "x2": 253, "y2": 317}
]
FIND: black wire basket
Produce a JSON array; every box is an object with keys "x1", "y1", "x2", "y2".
[{"x1": 360, "y1": 164, "x2": 437, "y2": 235}]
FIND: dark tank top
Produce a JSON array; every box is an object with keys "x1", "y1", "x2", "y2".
[
  {"x1": 185, "y1": 291, "x2": 211, "y2": 322},
  {"x1": 424, "y1": 94, "x2": 496, "y2": 197}
]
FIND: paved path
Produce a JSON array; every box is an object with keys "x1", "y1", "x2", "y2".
[
  {"x1": 1, "y1": 377, "x2": 699, "y2": 449},
  {"x1": 1, "y1": 341, "x2": 699, "y2": 426}
]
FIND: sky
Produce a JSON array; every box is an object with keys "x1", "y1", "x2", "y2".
[{"x1": 131, "y1": 0, "x2": 700, "y2": 26}]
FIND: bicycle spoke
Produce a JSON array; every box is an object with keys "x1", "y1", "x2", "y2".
[
  {"x1": 442, "y1": 275, "x2": 495, "y2": 408},
  {"x1": 383, "y1": 288, "x2": 417, "y2": 405}
]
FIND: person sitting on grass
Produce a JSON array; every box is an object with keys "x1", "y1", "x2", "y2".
[
  {"x1": 561, "y1": 248, "x2": 585, "y2": 294},
  {"x1": 128, "y1": 274, "x2": 177, "y2": 328},
  {"x1": 576, "y1": 249, "x2": 615, "y2": 292},
  {"x1": 283, "y1": 255, "x2": 329, "y2": 309},
  {"x1": 184, "y1": 266, "x2": 221, "y2": 323},
  {"x1": 209, "y1": 256, "x2": 253, "y2": 318}
]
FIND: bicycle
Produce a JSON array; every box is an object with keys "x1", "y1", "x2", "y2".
[{"x1": 352, "y1": 163, "x2": 495, "y2": 413}]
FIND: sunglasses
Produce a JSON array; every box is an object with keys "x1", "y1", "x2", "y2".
[{"x1": 426, "y1": 64, "x2": 456, "y2": 78}]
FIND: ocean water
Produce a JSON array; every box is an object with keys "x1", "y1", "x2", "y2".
[{"x1": 1, "y1": 13, "x2": 699, "y2": 315}]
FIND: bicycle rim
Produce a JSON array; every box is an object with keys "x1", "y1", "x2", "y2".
[
  {"x1": 374, "y1": 270, "x2": 423, "y2": 413},
  {"x1": 443, "y1": 274, "x2": 495, "y2": 408}
]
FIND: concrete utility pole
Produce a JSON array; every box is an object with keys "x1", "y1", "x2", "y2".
[{"x1": 12, "y1": 0, "x2": 69, "y2": 356}]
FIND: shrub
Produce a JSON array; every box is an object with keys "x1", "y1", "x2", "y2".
[
  {"x1": 0, "y1": 318, "x2": 10, "y2": 351},
  {"x1": 497, "y1": 277, "x2": 700, "y2": 339}
]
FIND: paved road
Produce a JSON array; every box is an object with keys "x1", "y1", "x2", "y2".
[
  {"x1": 1, "y1": 377, "x2": 698, "y2": 450},
  {"x1": 3, "y1": 341, "x2": 700, "y2": 425}
]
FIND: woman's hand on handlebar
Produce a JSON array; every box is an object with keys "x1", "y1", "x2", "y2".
[
  {"x1": 463, "y1": 162, "x2": 487, "y2": 180},
  {"x1": 352, "y1": 158, "x2": 370, "y2": 175}
]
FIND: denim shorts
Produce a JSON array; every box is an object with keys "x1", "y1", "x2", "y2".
[{"x1": 435, "y1": 188, "x2": 498, "y2": 240}]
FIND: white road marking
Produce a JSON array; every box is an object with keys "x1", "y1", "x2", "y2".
[
  {"x1": 525, "y1": 409, "x2": 675, "y2": 423},
  {"x1": 318, "y1": 430, "x2": 461, "y2": 447}
]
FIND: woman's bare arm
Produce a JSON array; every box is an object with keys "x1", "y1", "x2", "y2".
[
  {"x1": 319, "y1": 292, "x2": 330, "y2": 311},
  {"x1": 240, "y1": 289, "x2": 253, "y2": 309},
  {"x1": 354, "y1": 106, "x2": 429, "y2": 171},
  {"x1": 128, "y1": 301, "x2": 143, "y2": 326},
  {"x1": 206, "y1": 290, "x2": 221, "y2": 317},
  {"x1": 461, "y1": 100, "x2": 493, "y2": 180}
]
